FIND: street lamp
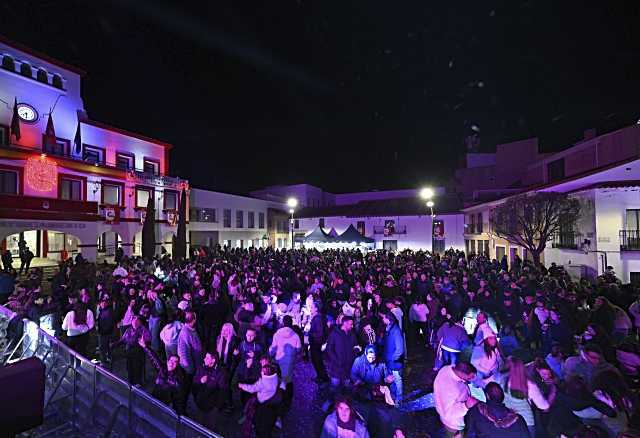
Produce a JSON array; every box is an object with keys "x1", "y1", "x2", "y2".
[
  {"x1": 420, "y1": 187, "x2": 435, "y2": 217},
  {"x1": 287, "y1": 197, "x2": 298, "y2": 249}
]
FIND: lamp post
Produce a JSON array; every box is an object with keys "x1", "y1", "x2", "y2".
[
  {"x1": 287, "y1": 197, "x2": 298, "y2": 249},
  {"x1": 420, "y1": 188, "x2": 435, "y2": 217}
]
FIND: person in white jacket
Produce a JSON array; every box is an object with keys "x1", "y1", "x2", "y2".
[
  {"x1": 238, "y1": 361, "x2": 281, "y2": 437},
  {"x1": 270, "y1": 315, "x2": 302, "y2": 411},
  {"x1": 433, "y1": 361, "x2": 479, "y2": 435}
]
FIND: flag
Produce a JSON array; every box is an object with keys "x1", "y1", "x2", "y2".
[
  {"x1": 43, "y1": 113, "x2": 56, "y2": 149},
  {"x1": 10, "y1": 97, "x2": 20, "y2": 141},
  {"x1": 73, "y1": 120, "x2": 81, "y2": 155}
]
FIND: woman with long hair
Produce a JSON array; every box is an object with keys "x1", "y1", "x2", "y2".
[
  {"x1": 61, "y1": 301, "x2": 95, "y2": 357},
  {"x1": 590, "y1": 369, "x2": 635, "y2": 435},
  {"x1": 320, "y1": 395, "x2": 370, "y2": 438},
  {"x1": 501, "y1": 356, "x2": 554, "y2": 438},
  {"x1": 470, "y1": 330, "x2": 503, "y2": 385}
]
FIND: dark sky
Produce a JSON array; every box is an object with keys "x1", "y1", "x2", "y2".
[{"x1": 2, "y1": 1, "x2": 639, "y2": 194}]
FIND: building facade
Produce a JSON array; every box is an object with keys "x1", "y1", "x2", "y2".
[{"x1": 0, "y1": 38, "x2": 187, "y2": 262}]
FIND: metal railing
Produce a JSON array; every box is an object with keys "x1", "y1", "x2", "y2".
[
  {"x1": 0, "y1": 305, "x2": 221, "y2": 438},
  {"x1": 552, "y1": 231, "x2": 582, "y2": 250},
  {"x1": 620, "y1": 229, "x2": 640, "y2": 251}
]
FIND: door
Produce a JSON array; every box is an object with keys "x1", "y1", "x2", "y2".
[
  {"x1": 496, "y1": 245, "x2": 506, "y2": 262},
  {"x1": 383, "y1": 240, "x2": 398, "y2": 251}
]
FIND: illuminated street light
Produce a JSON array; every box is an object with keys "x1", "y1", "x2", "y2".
[
  {"x1": 426, "y1": 200, "x2": 434, "y2": 208},
  {"x1": 420, "y1": 187, "x2": 434, "y2": 200},
  {"x1": 287, "y1": 197, "x2": 298, "y2": 249}
]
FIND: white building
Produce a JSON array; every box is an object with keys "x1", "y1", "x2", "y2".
[
  {"x1": 0, "y1": 37, "x2": 186, "y2": 262},
  {"x1": 189, "y1": 188, "x2": 278, "y2": 249}
]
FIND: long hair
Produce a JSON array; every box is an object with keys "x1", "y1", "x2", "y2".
[
  {"x1": 506, "y1": 356, "x2": 529, "y2": 399},
  {"x1": 591, "y1": 369, "x2": 634, "y2": 413},
  {"x1": 73, "y1": 302, "x2": 88, "y2": 326}
]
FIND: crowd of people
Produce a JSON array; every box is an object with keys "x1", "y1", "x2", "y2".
[{"x1": 2, "y1": 244, "x2": 640, "y2": 437}]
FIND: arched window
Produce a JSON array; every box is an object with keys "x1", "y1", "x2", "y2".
[
  {"x1": 20, "y1": 62, "x2": 32, "y2": 78},
  {"x1": 52, "y1": 74, "x2": 63, "y2": 89},
  {"x1": 1, "y1": 55, "x2": 15, "y2": 71},
  {"x1": 36, "y1": 68, "x2": 48, "y2": 84}
]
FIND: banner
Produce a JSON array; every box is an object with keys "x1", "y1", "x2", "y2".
[
  {"x1": 384, "y1": 220, "x2": 395, "y2": 237},
  {"x1": 433, "y1": 220, "x2": 445, "y2": 240},
  {"x1": 167, "y1": 211, "x2": 178, "y2": 226}
]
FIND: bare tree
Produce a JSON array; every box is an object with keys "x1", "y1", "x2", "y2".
[{"x1": 489, "y1": 192, "x2": 581, "y2": 266}]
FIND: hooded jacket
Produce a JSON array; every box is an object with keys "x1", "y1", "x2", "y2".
[
  {"x1": 466, "y1": 400, "x2": 528, "y2": 438},
  {"x1": 270, "y1": 326, "x2": 302, "y2": 383}
]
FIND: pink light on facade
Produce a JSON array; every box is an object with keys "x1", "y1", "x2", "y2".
[{"x1": 25, "y1": 155, "x2": 57, "y2": 191}]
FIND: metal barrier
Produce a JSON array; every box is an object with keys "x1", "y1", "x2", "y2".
[{"x1": 0, "y1": 305, "x2": 222, "y2": 437}]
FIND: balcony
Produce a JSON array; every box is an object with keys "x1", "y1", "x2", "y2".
[
  {"x1": 373, "y1": 225, "x2": 407, "y2": 235},
  {"x1": 620, "y1": 230, "x2": 640, "y2": 251},
  {"x1": 0, "y1": 194, "x2": 101, "y2": 222},
  {"x1": 552, "y1": 231, "x2": 583, "y2": 250},
  {"x1": 464, "y1": 223, "x2": 487, "y2": 234}
]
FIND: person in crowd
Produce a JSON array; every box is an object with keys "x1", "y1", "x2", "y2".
[
  {"x1": 435, "y1": 312, "x2": 469, "y2": 370},
  {"x1": 216, "y1": 322, "x2": 238, "y2": 370},
  {"x1": 563, "y1": 343, "x2": 618, "y2": 388},
  {"x1": 325, "y1": 315, "x2": 359, "y2": 396},
  {"x1": 238, "y1": 361, "x2": 282, "y2": 438},
  {"x1": 350, "y1": 344, "x2": 395, "y2": 405},
  {"x1": 62, "y1": 300, "x2": 95, "y2": 357},
  {"x1": 308, "y1": 300, "x2": 330, "y2": 384},
  {"x1": 112, "y1": 315, "x2": 151, "y2": 385},
  {"x1": 465, "y1": 382, "x2": 529, "y2": 438},
  {"x1": 235, "y1": 327, "x2": 264, "y2": 412},
  {"x1": 380, "y1": 311, "x2": 404, "y2": 403},
  {"x1": 408, "y1": 295, "x2": 429, "y2": 345},
  {"x1": 96, "y1": 297, "x2": 116, "y2": 366},
  {"x1": 320, "y1": 395, "x2": 370, "y2": 438},
  {"x1": 160, "y1": 311, "x2": 183, "y2": 358},
  {"x1": 470, "y1": 329, "x2": 502, "y2": 386},
  {"x1": 178, "y1": 310, "x2": 204, "y2": 388},
  {"x1": 501, "y1": 356, "x2": 553, "y2": 437},
  {"x1": 434, "y1": 361, "x2": 478, "y2": 437},
  {"x1": 138, "y1": 336, "x2": 188, "y2": 415},
  {"x1": 269, "y1": 315, "x2": 301, "y2": 411},
  {"x1": 193, "y1": 351, "x2": 228, "y2": 426},
  {"x1": 588, "y1": 369, "x2": 635, "y2": 436}
]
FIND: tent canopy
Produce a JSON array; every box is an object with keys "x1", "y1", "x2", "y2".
[
  {"x1": 327, "y1": 227, "x2": 339, "y2": 238},
  {"x1": 303, "y1": 226, "x2": 332, "y2": 243},
  {"x1": 336, "y1": 224, "x2": 374, "y2": 244}
]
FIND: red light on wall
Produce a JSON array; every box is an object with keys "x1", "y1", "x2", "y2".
[{"x1": 25, "y1": 156, "x2": 57, "y2": 192}]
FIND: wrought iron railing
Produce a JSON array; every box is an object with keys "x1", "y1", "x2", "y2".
[
  {"x1": 620, "y1": 229, "x2": 640, "y2": 251},
  {"x1": 552, "y1": 231, "x2": 582, "y2": 250}
]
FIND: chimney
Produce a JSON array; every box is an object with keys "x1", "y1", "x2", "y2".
[{"x1": 584, "y1": 128, "x2": 597, "y2": 141}]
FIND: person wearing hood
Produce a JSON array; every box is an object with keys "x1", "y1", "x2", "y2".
[
  {"x1": 350, "y1": 345, "x2": 395, "y2": 405},
  {"x1": 238, "y1": 361, "x2": 282, "y2": 438},
  {"x1": 380, "y1": 311, "x2": 405, "y2": 403},
  {"x1": 466, "y1": 382, "x2": 529, "y2": 438},
  {"x1": 269, "y1": 315, "x2": 301, "y2": 411}
]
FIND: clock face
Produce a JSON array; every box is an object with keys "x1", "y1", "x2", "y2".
[{"x1": 17, "y1": 103, "x2": 38, "y2": 123}]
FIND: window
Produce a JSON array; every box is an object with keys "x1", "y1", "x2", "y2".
[
  {"x1": 357, "y1": 221, "x2": 366, "y2": 236},
  {"x1": 626, "y1": 209, "x2": 640, "y2": 231},
  {"x1": 163, "y1": 190, "x2": 178, "y2": 210},
  {"x1": 102, "y1": 183, "x2": 121, "y2": 205},
  {"x1": 20, "y1": 62, "x2": 32, "y2": 78},
  {"x1": 44, "y1": 137, "x2": 69, "y2": 156},
  {"x1": 470, "y1": 240, "x2": 476, "y2": 254},
  {"x1": 36, "y1": 69, "x2": 48, "y2": 84},
  {"x1": 236, "y1": 210, "x2": 244, "y2": 228},
  {"x1": 116, "y1": 153, "x2": 134, "y2": 170},
  {"x1": 83, "y1": 145, "x2": 104, "y2": 164},
  {"x1": 294, "y1": 219, "x2": 299, "y2": 229},
  {"x1": 259, "y1": 212, "x2": 265, "y2": 229},
  {"x1": 1, "y1": 55, "x2": 15, "y2": 71},
  {"x1": 190, "y1": 208, "x2": 216, "y2": 222},
  {"x1": 248, "y1": 211, "x2": 255, "y2": 228},
  {"x1": 631, "y1": 272, "x2": 640, "y2": 285},
  {"x1": 136, "y1": 187, "x2": 153, "y2": 208},
  {"x1": 0, "y1": 124, "x2": 9, "y2": 146},
  {"x1": 52, "y1": 74, "x2": 63, "y2": 89},
  {"x1": 547, "y1": 158, "x2": 565, "y2": 182},
  {"x1": 0, "y1": 170, "x2": 18, "y2": 194},
  {"x1": 223, "y1": 209, "x2": 232, "y2": 227},
  {"x1": 60, "y1": 178, "x2": 82, "y2": 201},
  {"x1": 476, "y1": 213, "x2": 483, "y2": 233},
  {"x1": 143, "y1": 159, "x2": 159, "y2": 175}
]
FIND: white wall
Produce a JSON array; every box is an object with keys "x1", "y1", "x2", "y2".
[
  {"x1": 594, "y1": 187, "x2": 640, "y2": 283},
  {"x1": 298, "y1": 213, "x2": 465, "y2": 252}
]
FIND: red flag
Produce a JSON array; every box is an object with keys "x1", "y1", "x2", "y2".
[
  {"x1": 10, "y1": 98, "x2": 20, "y2": 141},
  {"x1": 44, "y1": 113, "x2": 56, "y2": 149}
]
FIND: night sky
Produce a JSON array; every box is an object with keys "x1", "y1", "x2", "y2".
[{"x1": 1, "y1": 1, "x2": 639, "y2": 194}]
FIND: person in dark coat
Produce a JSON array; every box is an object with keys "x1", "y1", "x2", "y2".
[
  {"x1": 465, "y1": 382, "x2": 529, "y2": 438},
  {"x1": 139, "y1": 337, "x2": 188, "y2": 415},
  {"x1": 97, "y1": 297, "x2": 116, "y2": 365},
  {"x1": 309, "y1": 301, "x2": 329, "y2": 383},
  {"x1": 193, "y1": 352, "x2": 228, "y2": 416},
  {"x1": 325, "y1": 316, "x2": 359, "y2": 392},
  {"x1": 112, "y1": 315, "x2": 151, "y2": 385},
  {"x1": 234, "y1": 327, "x2": 264, "y2": 408}
]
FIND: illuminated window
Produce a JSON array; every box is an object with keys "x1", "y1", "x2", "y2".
[
  {"x1": 164, "y1": 190, "x2": 177, "y2": 210},
  {"x1": 1, "y1": 55, "x2": 15, "y2": 71},
  {"x1": 136, "y1": 187, "x2": 153, "y2": 208},
  {"x1": 248, "y1": 211, "x2": 255, "y2": 228},
  {"x1": 0, "y1": 170, "x2": 18, "y2": 195},
  {"x1": 143, "y1": 159, "x2": 159, "y2": 175},
  {"x1": 44, "y1": 137, "x2": 69, "y2": 157},
  {"x1": 223, "y1": 209, "x2": 231, "y2": 227},
  {"x1": 102, "y1": 184, "x2": 120, "y2": 205},
  {"x1": 236, "y1": 210, "x2": 244, "y2": 228},
  {"x1": 116, "y1": 153, "x2": 134, "y2": 170},
  {"x1": 83, "y1": 145, "x2": 104, "y2": 164},
  {"x1": 60, "y1": 178, "x2": 82, "y2": 201},
  {"x1": 19, "y1": 62, "x2": 32, "y2": 78}
]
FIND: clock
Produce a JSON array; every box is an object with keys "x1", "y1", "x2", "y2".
[{"x1": 17, "y1": 103, "x2": 38, "y2": 123}]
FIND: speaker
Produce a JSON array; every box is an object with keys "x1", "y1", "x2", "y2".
[{"x1": 0, "y1": 357, "x2": 45, "y2": 435}]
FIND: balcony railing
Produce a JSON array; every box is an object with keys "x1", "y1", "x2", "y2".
[
  {"x1": 373, "y1": 225, "x2": 407, "y2": 235},
  {"x1": 465, "y1": 223, "x2": 487, "y2": 234},
  {"x1": 620, "y1": 229, "x2": 640, "y2": 251},
  {"x1": 552, "y1": 231, "x2": 583, "y2": 249}
]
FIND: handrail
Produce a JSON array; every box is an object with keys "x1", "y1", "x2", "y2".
[
  {"x1": 102, "y1": 403, "x2": 127, "y2": 438},
  {"x1": 45, "y1": 364, "x2": 72, "y2": 408}
]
